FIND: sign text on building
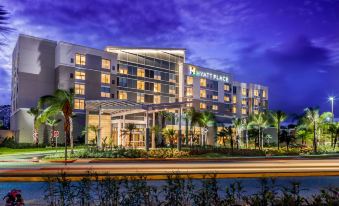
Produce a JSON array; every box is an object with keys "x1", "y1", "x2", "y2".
[{"x1": 189, "y1": 66, "x2": 229, "y2": 82}]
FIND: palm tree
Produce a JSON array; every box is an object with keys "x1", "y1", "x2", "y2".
[
  {"x1": 151, "y1": 125, "x2": 160, "y2": 148},
  {"x1": 296, "y1": 125, "x2": 308, "y2": 146},
  {"x1": 187, "y1": 108, "x2": 201, "y2": 146},
  {"x1": 249, "y1": 112, "x2": 269, "y2": 150},
  {"x1": 82, "y1": 124, "x2": 100, "y2": 145},
  {"x1": 232, "y1": 118, "x2": 243, "y2": 149},
  {"x1": 126, "y1": 123, "x2": 136, "y2": 147},
  {"x1": 0, "y1": 5, "x2": 13, "y2": 47},
  {"x1": 158, "y1": 111, "x2": 173, "y2": 146},
  {"x1": 198, "y1": 111, "x2": 215, "y2": 146},
  {"x1": 162, "y1": 128, "x2": 176, "y2": 148},
  {"x1": 217, "y1": 126, "x2": 228, "y2": 147},
  {"x1": 38, "y1": 89, "x2": 74, "y2": 162},
  {"x1": 218, "y1": 126, "x2": 234, "y2": 149},
  {"x1": 270, "y1": 110, "x2": 287, "y2": 150},
  {"x1": 242, "y1": 118, "x2": 250, "y2": 148},
  {"x1": 46, "y1": 117, "x2": 61, "y2": 147},
  {"x1": 27, "y1": 107, "x2": 42, "y2": 145},
  {"x1": 303, "y1": 107, "x2": 320, "y2": 153},
  {"x1": 328, "y1": 122, "x2": 339, "y2": 149}
]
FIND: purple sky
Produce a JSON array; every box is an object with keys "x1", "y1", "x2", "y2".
[{"x1": 1, "y1": 0, "x2": 339, "y2": 115}]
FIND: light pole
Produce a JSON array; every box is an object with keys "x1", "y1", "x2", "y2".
[{"x1": 329, "y1": 96, "x2": 335, "y2": 122}]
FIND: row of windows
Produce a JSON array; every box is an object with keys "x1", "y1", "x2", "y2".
[
  {"x1": 241, "y1": 88, "x2": 267, "y2": 98},
  {"x1": 186, "y1": 76, "x2": 231, "y2": 92},
  {"x1": 199, "y1": 103, "x2": 218, "y2": 111},
  {"x1": 117, "y1": 77, "x2": 175, "y2": 94},
  {"x1": 118, "y1": 65, "x2": 176, "y2": 82},
  {"x1": 75, "y1": 53, "x2": 111, "y2": 70},
  {"x1": 118, "y1": 91, "x2": 175, "y2": 103}
]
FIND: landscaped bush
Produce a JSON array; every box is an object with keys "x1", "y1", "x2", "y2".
[
  {"x1": 0, "y1": 137, "x2": 47, "y2": 149},
  {"x1": 187, "y1": 146, "x2": 266, "y2": 156}
]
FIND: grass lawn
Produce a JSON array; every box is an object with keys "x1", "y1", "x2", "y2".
[{"x1": 0, "y1": 146, "x2": 85, "y2": 156}]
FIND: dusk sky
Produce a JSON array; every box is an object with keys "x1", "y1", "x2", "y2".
[{"x1": 1, "y1": 0, "x2": 338, "y2": 115}]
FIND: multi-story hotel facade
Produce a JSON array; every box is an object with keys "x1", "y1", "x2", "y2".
[{"x1": 11, "y1": 34, "x2": 268, "y2": 145}]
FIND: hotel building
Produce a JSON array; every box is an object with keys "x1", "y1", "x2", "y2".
[{"x1": 11, "y1": 34, "x2": 268, "y2": 145}]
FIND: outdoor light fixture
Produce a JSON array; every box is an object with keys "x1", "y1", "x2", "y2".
[{"x1": 328, "y1": 96, "x2": 335, "y2": 121}]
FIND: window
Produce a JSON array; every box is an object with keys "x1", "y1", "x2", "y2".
[
  {"x1": 212, "y1": 105, "x2": 218, "y2": 110},
  {"x1": 145, "y1": 69, "x2": 154, "y2": 78},
  {"x1": 154, "y1": 95, "x2": 161, "y2": 104},
  {"x1": 212, "y1": 95, "x2": 218, "y2": 100},
  {"x1": 145, "y1": 82, "x2": 154, "y2": 91},
  {"x1": 137, "y1": 93, "x2": 144, "y2": 103},
  {"x1": 242, "y1": 88, "x2": 247, "y2": 96},
  {"x1": 137, "y1": 68, "x2": 145, "y2": 77},
  {"x1": 137, "y1": 80, "x2": 145, "y2": 90},
  {"x1": 232, "y1": 106, "x2": 237, "y2": 113},
  {"x1": 74, "y1": 83, "x2": 85, "y2": 95},
  {"x1": 254, "y1": 109, "x2": 259, "y2": 114},
  {"x1": 102, "y1": 59, "x2": 111, "y2": 70},
  {"x1": 117, "y1": 77, "x2": 127, "y2": 87},
  {"x1": 254, "y1": 99, "x2": 259, "y2": 106},
  {"x1": 200, "y1": 102, "x2": 206, "y2": 109},
  {"x1": 70, "y1": 73, "x2": 74, "y2": 79},
  {"x1": 186, "y1": 87, "x2": 193, "y2": 96},
  {"x1": 169, "y1": 97, "x2": 175, "y2": 103},
  {"x1": 224, "y1": 84, "x2": 230, "y2": 91},
  {"x1": 186, "y1": 76, "x2": 193, "y2": 85},
  {"x1": 101, "y1": 92, "x2": 110, "y2": 98},
  {"x1": 169, "y1": 85, "x2": 175, "y2": 94},
  {"x1": 262, "y1": 90, "x2": 266, "y2": 98},
  {"x1": 75, "y1": 54, "x2": 86, "y2": 66},
  {"x1": 75, "y1": 71, "x2": 85, "y2": 80},
  {"x1": 101, "y1": 73, "x2": 110, "y2": 84},
  {"x1": 169, "y1": 73, "x2": 176, "y2": 83},
  {"x1": 118, "y1": 91, "x2": 127, "y2": 100},
  {"x1": 154, "y1": 83, "x2": 161, "y2": 93},
  {"x1": 254, "y1": 89, "x2": 259, "y2": 97},
  {"x1": 242, "y1": 108, "x2": 247, "y2": 115},
  {"x1": 242, "y1": 99, "x2": 247, "y2": 105},
  {"x1": 232, "y1": 96, "x2": 237, "y2": 103},
  {"x1": 145, "y1": 94, "x2": 154, "y2": 103},
  {"x1": 200, "y1": 89, "x2": 206, "y2": 98},
  {"x1": 154, "y1": 71, "x2": 161, "y2": 80},
  {"x1": 224, "y1": 96, "x2": 230, "y2": 102},
  {"x1": 74, "y1": 99, "x2": 85, "y2": 110},
  {"x1": 200, "y1": 78, "x2": 206, "y2": 87},
  {"x1": 119, "y1": 66, "x2": 128, "y2": 74}
]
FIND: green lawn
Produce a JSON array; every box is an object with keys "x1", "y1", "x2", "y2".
[{"x1": 0, "y1": 146, "x2": 85, "y2": 155}]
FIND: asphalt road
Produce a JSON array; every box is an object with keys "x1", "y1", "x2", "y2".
[{"x1": 0, "y1": 157, "x2": 339, "y2": 181}]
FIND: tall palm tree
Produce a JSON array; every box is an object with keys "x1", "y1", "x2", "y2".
[
  {"x1": 328, "y1": 122, "x2": 339, "y2": 149},
  {"x1": 249, "y1": 112, "x2": 269, "y2": 150},
  {"x1": 232, "y1": 117, "x2": 243, "y2": 149},
  {"x1": 242, "y1": 118, "x2": 250, "y2": 148},
  {"x1": 46, "y1": 117, "x2": 61, "y2": 147},
  {"x1": 198, "y1": 111, "x2": 215, "y2": 146},
  {"x1": 126, "y1": 123, "x2": 136, "y2": 147},
  {"x1": 82, "y1": 124, "x2": 100, "y2": 145},
  {"x1": 218, "y1": 126, "x2": 234, "y2": 149},
  {"x1": 270, "y1": 110, "x2": 287, "y2": 150},
  {"x1": 162, "y1": 128, "x2": 176, "y2": 148},
  {"x1": 303, "y1": 107, "x2": 320, "y2": 153},
  {"x1": 27, "y1": 107, "x2": 42, "y2": 145},
  {"x1": 296, "y1": 125, "x2": 308, "y2": 146},
  {"x1": 38, "y1": 89, "x2": 74, "y2": 162},
  {"x1": 158, "y1": 111, "x2": 173, "y2": 146},
  {"x1": 0, "y1": 5, "x2": 13, "y2": 47}
]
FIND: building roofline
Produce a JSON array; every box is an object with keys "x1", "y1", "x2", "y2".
[
  {"x1": 58, "y1": 41, "x2": 113, "y2": 54},
  {"x1": 185, "y1": 63, "x2": 233, "y2": 77},
  {"x1": 105, "y1": 46, "x2": 186, "y2": 51},
  {"x1": 19, "y1": 33, "x2": 57, "y2": 44}
]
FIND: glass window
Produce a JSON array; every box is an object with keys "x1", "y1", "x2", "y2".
[
  {"x1": 118, "y1": 77, "x2": 127, "y2": 87},
  {"x1": 212, "y1": 105, "x2": 218, "y2": 110},
  {"x1": 254, "y1": 109, "x2": 259, "y2": 114},
  {"x1": 119, "y1": 66, "x2": 128, "y2": 74},
  {"x1": 118, "y1": 91, "x2": 127, "y2": 100},
  {"x1": 154, "y1": 71, "x2": 161, "y2": 80},
  {"x1": 200, "y1": 78, "x2": 206, "y2": 87},
  {"x1": 137, "y1": 80, "x2": 145, "y2": 90},
  {"x1": 232, "y1": 106, "x2": 237, "y2": 113},
  {"x1": 262, "y1": 90, "x2": 266, "y2": 98},
  {"x1": 212, "y1": 95, "x2": 218, "y2": 100},
  {"x1": 224, "y1": 96, "x2": 230, "y2": 102},
  {"x1": 145, "y1": 82, "x2": 154, "y2": 91},
  {"x1": 75, "y1": 71, "x2": 85, "y2": 80},
  {"x1": 74, "y1": 99, "x2": 85, "y2": 110},
  {"x1": 186, "y1": 76, "x2": 193, "y2": 85},
  {"x1": 101, "y1": 73, "x2": 110, "y2": 84},
  {"x1": 242, "y1": 108, "x2": 247, "y2": 115},
  {"x1": 169, "y1": 73, "x2": 176, "y2": 83},
  {"x1": 74, "y1": 83, "x2": 85, "y2": 95},
  {"x1": 154, "y1": 95, "x2": 161, "y2": 104},
  {"x1": 169, "y1": 85, "x2": 175, "y2": 94},
  {"x1": 224, "y1": 84, "x2": 230, "y2": 91},
  {"x1": 254, "y1": 89, "x2": 259, "y2": 97},
  {"x1": 154, "y1": 83, "x2": 161, "y2": 93},
  {"x1": 232, "y1": 96, "x2": 237, "y2": 103},
  {"x1": 75, "y1": 54, "x2": 86, "y2": 66},
  {"x1": 137, "y1": 93, "x2": 144, "y2": 103},
  {"x1": 101, "y1": 92, "x2": 110, "y2": 98},
  {"x1": 242, "y1": 99, "x2": 247, "y2": 105},
  {"x1": 242, "y1": 88, "x2": 247, "y2": 96},
  {"x1": 102, "y1": 59, "x2": 111, "y2": 70},
  {"x1": 186, "y1": 87, "x2": 193, "y2": 96},
  {"x1": 137, "y1": 68, "x2": 145, "y2": 77},
  {"x1": 254, "y1": 99, "x2": 259, "y2": 106},
  {"x1": 200, "y1": 102, "x2": 206, "y2": 109},
  {"x1": 200, "y1": 89, "x2": 206, "y2": 98}
]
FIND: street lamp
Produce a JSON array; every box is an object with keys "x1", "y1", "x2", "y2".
[{"x1": 328, "y1": 96, "x2": 335, "y2": 122}]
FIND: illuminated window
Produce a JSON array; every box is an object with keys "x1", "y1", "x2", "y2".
[
  {"x1": 254, "y1": 109, "x2": 259, "y2": 114},
  {"x1": 186, "y1": 76, "x2": 193, "y2": 85},
  {"x1": 242, "y1": 108, "x2": 247, "y2": 115},
  {"x1": 169, "y1": 73, "x2": 176, "y2": 83},
  {"x1": 254, "y1": 89, "x2": 259, "y2": 97},
  {"x1": 137, "y1": 80, "x2": 145, "y2": 90},
  {"x1": 154, "y1": 95, "x2": 161, "y2": 104},
  {"x1": 242, "y1": 99, "x2": 247, "y2": 105},
  {"x1": 169, "y1": 85, "x2": 175, "y2": 94},
  {"x1": 232, "y1": 106, "x2": 237, "y2": 113},
  {"x1": 200, "y1": 78, "x2": 206, "y2": 87},
  {"x1": 118, "y1": 91, "x2": 127, "y2": 100},
  {"x1": 232, "y1": 96, "x2": 237, "y2": 103},
  {"x1": 75, "y1": 71, "x2": 86, "y2": 80},
  {"x1": 74, "y1": 99, "x2": 85, "y2": 110},
  {"x1": 212, "y1": 105, "x2": 218, "y2": 110},
  {"x1": 186, "y1": 102, "x2": 193, "y2": 107},
  {"x1": 154, "y1": 71, "x2": 161, "y2": 80},
  {"x1": 169, "y1": 97, "x2": 175, "y2": 103},
  {"x1": 212, "y1": 95, "x2": 218, "y2": 100},
  {"x1": 254, "y1": 99, "x2": 259, "y2": 106},
  {"x1": 102, "y1": 59, "x2": 111, "y2": 70},
  {"x1": 74, "y1": 83, "x2": 85, "y2": 95},
  {"x1": 263, "y1": 90, "x2": 266, "y2": 98},
  {"x1": 186, "y1": 87, "x2": 193, "y2": 96},
  {"x1": 119, "y1": 66, "x2": 128, "y2": 74},
  {"x1": 224, "y1": 96, "x2": 230, "y2": 102},
  {"x1": 200, "y1": 102, "x2": 206, "y2": 109},
  {"x1": 242, "y1": 88, "x2": 247, "y2": 96},
  {"x1": 137, "y1": 93, "x2": 144, "y2": 103},
  {"x1": 154, "y1": 83, "x2": 161, "y2": 93},
  {"x1": 75, "y1": 54, "x2": 86, "y2": 66},
  {"x1": 101, "y1": 92, "x2": 110, "y2": 98},
  {"x1": 101, "y1": 73, "x2": 110, "y2": 84},
  {"x1": 137, "y1": 68, "x2": 145, "y2": 77},
  {"x1": 200, "y1": 89, "x2": 206, "y2": 98},
  {"x1": 224, "y1": 84, "x2": 230, "y2": 91}
]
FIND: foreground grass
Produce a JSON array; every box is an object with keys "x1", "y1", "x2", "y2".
[{"x1": 0, "y1": 146, "x2": 85, "y2": 156}]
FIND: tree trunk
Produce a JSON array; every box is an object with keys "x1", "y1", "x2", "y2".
[
  {"x1": 70, "y1": 118, "x2": 74, "y2": 154},
  {"x1": 245, "y1": 130, "x2": 248, "y2": 148},
  {"x1": 277, "y1": 124, "x2": 280, "y2": 150},
  {"x1": 185, "y1": 119, "x2": 189, "y2": 146},
  {"x1": 258, "y1": 127, "x2": 261, "y2": 150},
  {"x1": 313, "y1": 122, "x2": 317, "y2": 153}
]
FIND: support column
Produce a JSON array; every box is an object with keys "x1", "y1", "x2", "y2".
[
  {"x1": 117, "y1": 120, "x2": 121, "y2": 146},
  {"x1": 145, "y1": 111, "x2": 150, "y2": 151},
  {"x1": 178, "y1": 107, "x2": 182, "y2": 151},
  {"x1": 152, "y1": 112, "x2": 156, "y2": 149},
  {"x1": 98, "y1": 106, "x2": 102, "y2": 148}
]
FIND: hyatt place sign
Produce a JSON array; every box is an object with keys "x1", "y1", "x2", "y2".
[{"x1": 189, "y1": 66, "x2": 229, "y2": 83}]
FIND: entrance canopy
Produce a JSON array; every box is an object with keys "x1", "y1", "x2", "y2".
[{"x1": 85, "y1": 99, "x2": 191, "y2": 117}]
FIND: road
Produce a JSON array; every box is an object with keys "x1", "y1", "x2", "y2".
[{"x1": 0, "y1": 157, "x2": 339, "y2": 181}]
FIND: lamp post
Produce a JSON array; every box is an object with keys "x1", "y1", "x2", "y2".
[{"x1": 329, "y1": 96, "x2": 335, "y2": 122}]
